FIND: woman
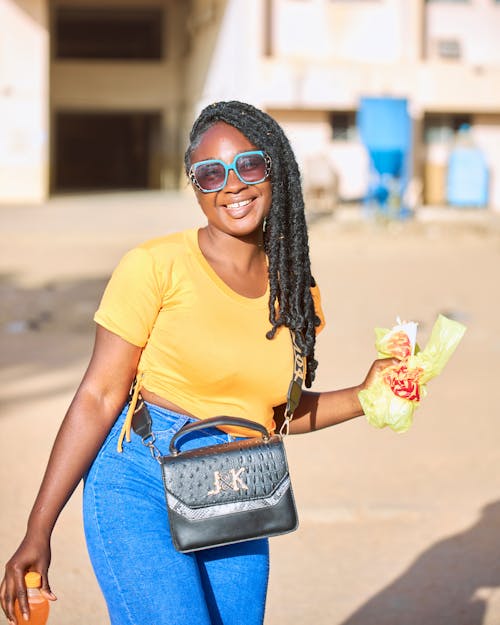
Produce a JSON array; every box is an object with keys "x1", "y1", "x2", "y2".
[{"x1": 1, "y1": 101, "x2": 395, "y2": 625}]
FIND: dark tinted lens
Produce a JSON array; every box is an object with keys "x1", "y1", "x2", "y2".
[
  {"x1": 235, "y1": 153, "x2": 267, "y2": 182},
  {"x1": 194, "y1": 162, "x2": 226, "y2": 190}
]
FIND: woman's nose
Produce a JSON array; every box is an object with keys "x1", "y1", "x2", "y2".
[{"x1": 224, "y1": 168, "x2": 247, "y2": 192}]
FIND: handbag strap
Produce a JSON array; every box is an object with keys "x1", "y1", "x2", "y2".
[
  {"x1": 130, "y1": 329, "x2": 305, "y2": 456},
  {"x1": 280, "y1": 330, "x2": 305, "y2": 435}
]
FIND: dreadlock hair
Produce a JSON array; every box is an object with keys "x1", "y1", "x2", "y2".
[{"x1": 184, "y1": 101, "x2": 321, "y2": 387}]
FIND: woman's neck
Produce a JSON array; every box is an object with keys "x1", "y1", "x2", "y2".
[
  {"x1": 199, "y1": 225, "x2": 265, "y2": 270},
  {"x1": 198, "y1": 226, "x2": 268, "y2": 298}
]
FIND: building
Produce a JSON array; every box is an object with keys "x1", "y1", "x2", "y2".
[{"x1": 1, "y1": 0, "x2": 500, "y2": 210}]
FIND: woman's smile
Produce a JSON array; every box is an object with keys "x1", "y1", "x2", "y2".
[
  {"x1": 226, "y1": 198, "x2": 253, "y2": 210},
  {"x1": 223, "y1": 196, "x2": 256, "y2": 218},
  {"x1": 189, "y1": 122, "x2": 272, "y2": 239}
]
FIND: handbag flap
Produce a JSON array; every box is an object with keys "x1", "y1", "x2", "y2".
[{"x1": 160, "y1": 435, "x2": 289, "y2": 509}]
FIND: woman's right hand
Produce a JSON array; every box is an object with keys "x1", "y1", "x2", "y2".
[
  {"x1": 0, "y1": 533, "x2": 56, "y2": 624},
  {"x1": 1, "y1": 326, "x2": 142, "y2": 624}
]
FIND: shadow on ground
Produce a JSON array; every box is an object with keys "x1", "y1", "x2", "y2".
[
  {"x1": 340, "y1": 501, "x2": 500, "y2": 625},
  {"x1": 0, "y1": 273, "x2": 105, "y2": 374}
]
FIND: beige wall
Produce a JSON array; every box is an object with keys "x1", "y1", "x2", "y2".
[
  {"x1": 0, "y1": 0, "x2": 49, "y2": 203},
  {"x1": 2, "y1": 0, "x2": 500, "y2": 208},
  {"x1": 426, "y1": 0, "x2": 500, "y2": 65},
  {"x1": 253, "y1": 0, "x2": 500, "y2": 210},
  {"x1": 180, "y1": 0, "x2": 257, "y2": 127},
  {"x1": 261, "y1": 59, "x2": 500, "y2": 114},
  {"x1": 49, "y1": 0, "x2": 233, "y2": 193},
  {"x1": 272, "y1": 0, "x2": 422, "y2": 64},
  {"x1": 267, "y1": 108, "x2": 331, "y2": 160},
  {"x1": 50, "y1": 0, "x2": 189, "y2": 189}
]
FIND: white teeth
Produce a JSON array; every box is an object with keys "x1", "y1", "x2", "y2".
[{"x1": 226, "y1": 199, "x2": 252, "y2": 209}]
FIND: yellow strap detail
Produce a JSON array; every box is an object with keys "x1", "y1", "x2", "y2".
[{"x1": 117, "y1": 375, "x2": 143, "y2": 453}]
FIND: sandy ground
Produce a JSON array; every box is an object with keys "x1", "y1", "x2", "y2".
[{"x1": 1, "y1": 192, "x2": 499, "y2": 625}]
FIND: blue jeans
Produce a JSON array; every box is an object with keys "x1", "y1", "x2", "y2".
[{"x1": 83, "y1": 403, "x2": 269, "y2": 625}]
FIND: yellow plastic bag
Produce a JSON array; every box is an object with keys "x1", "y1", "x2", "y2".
[{"x1": 359, "y1": 314, "x2": 466, "y2": 432}]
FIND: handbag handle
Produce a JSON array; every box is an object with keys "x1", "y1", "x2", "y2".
[{"x1": 169, "y1": 415, "x2": 270, "y2": 456}]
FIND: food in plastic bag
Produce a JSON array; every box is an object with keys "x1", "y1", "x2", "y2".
[{"x1": 358, "y1": 315, "x2": 466, "y2": 432}]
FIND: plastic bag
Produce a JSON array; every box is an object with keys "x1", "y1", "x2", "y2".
[{"x1": 358, "y1": 314, "x2": 466, "y2": 432}]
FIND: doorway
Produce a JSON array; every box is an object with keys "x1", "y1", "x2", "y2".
[{"x1": 54, "y1": 111, "x2": 162, "y2": 192}]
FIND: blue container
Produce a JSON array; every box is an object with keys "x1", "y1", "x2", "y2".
[
  {"x1": 370, "y1": 149, "x2": 404, "y2": 177},
  {"x1": 357, "y1": 97, "x2": 412, "y2": 218},
  {"x1": 358, "y1": 98, "x2": 411, "y2": 154},
  {"x1": 447, "y1": 147, "x2": 489, "y2": 207}
]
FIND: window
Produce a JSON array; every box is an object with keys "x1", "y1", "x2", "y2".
[
  {"x1": 54, "y1": 112, "x2": 162, "y2": 191},
  {"x1": 330, "y1": 111, "x2": 357, "y2": 141},
  {"x1": 436, "y1": 38, "x2": 461, "y2": 59},
  {"x1": 54, "y1": 7, "x2": 164, "y2": 60},
  {"x1": 424, "y1": 113, "x2": 472, "y2": 144}
]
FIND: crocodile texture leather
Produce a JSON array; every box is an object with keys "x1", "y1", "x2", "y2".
[{"x1": 160, "y1": 434, "x2": 298, "y2": 553}]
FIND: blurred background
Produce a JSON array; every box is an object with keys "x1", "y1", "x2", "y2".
[
  {"x1": 1, "y1": 2, "x2": 500, "y2": 625},
  {"x1": 1, "y1": 0, "x2": 500, "y2": 216}
]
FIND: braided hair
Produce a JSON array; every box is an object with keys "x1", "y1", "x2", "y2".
[{"x1": 184, "y1": 101, "x2": 320, "y2": 386}]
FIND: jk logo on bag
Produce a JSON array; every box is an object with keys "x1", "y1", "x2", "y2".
[{"x1": 208, "y1": 467, "x2": 248, "y2": 496}]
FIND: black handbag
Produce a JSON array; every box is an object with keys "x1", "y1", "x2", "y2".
[{"x1": 132, "y1": 332, "x2": 305, "y2": 553}]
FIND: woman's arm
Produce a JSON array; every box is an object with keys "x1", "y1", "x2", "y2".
[
  {"x1": 275, "y1": 357, "x2": 397, "y2": 435},
  {"x1": 0, "y1": 325, "x2": 142, "y2": 624}
]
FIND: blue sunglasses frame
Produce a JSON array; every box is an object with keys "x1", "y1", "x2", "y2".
[{"x1": 189, "y1": 150, "x2": 272, "y2": 193}]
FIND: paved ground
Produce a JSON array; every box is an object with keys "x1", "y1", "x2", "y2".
[{"x1": 1, "y1": 192, "x2": 499, "y2": 625}]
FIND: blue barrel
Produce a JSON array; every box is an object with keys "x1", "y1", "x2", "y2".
[
  {"x1": 447, "y1": 146, "x2": 489, "y2": 207},
  {"x1": 357, "y1": 97, "x2": 412, "y2": 217},
  {"x1": 358, "y1": 98, "x2": 411, "y2": 156}
]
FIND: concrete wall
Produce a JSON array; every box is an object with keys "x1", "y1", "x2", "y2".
[
  {"x1": 253, "y1": 0, "x2": 500, "y2": 210},
  {"x1": 181, "y1": 0, "x2": 258, "y2": 122},
  {"x1": 272, "y1": 0, "x2": 420, "y2": 64},
  {"x1": 0, "y1": 0, "x2": 49, "y2": 203},
  {"x1": 426, "y1": 0, "x2": 500, "y2": 65},
  {"x1": 2, "y1": 0, "x2": 500, "y2": 209},
  {"x1": 50, "y1": 0, "x2": 188, "y2": 189}
]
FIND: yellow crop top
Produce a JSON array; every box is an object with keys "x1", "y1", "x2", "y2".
[{"x1": 94, "y1": 228, "x2": 325, "y2": 441}]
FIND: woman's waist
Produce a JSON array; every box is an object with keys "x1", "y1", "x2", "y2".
[
  {"x1": 139, "y1": 386, "x2": 275, "y2": 438},
  {"x1": 140, "y1": 388, "x2": 193, "y2": 417}
]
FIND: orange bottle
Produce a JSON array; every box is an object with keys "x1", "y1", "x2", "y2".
[{"x1": 14, "y1": 572, "x2": 49, "y2": 625}]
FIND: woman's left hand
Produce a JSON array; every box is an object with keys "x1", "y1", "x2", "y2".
[
  {"x1": 279, "y1": 357, "x2": 401, "y2": 434},
  {"x1": 358, "y1": 357, "x2": 400, "y2": 393}
]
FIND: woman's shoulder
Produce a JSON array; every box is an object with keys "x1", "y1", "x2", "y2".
[
  {"x1": 137, "y1": 228, "x2": 195, "y2": 255},
  {"x1": 109, "y1": 229, "x2": 196, "y2": 286},
  {"x1": 127, "y1": 228, "x2": 197, "y2": 268}
]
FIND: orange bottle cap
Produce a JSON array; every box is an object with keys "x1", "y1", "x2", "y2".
[{"x1": 25, "y1": 572, "x2": 42, "y2": 588}]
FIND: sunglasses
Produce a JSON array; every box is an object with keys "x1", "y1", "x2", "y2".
[{"x1": 189, "y1": 150, "x2": 272, "y2": 193}]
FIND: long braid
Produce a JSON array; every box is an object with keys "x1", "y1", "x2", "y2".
[{"x1": 184, "y1": 101, "x2": 321, "y2": 386}]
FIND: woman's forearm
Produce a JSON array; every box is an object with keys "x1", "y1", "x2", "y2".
[
  {"x1": 283, "y1": 357, "x2": 398, "y2": 435},
  {"x1": 25, "y1": 388, "x2": 125, "y2": 539},
  {"x1": 1, "y1": 328, "x2": 140, "y2": 624},
  {"x1": 24, "y1": 326, "x2": 141, "y2": 538},
  {"x1": 287, "y1": 387, "x2": 363, "y2": 434}
]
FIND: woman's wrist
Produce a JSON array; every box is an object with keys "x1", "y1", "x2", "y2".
[
  {"x1": 26, "y1": 510, "x2": 55, "y2": 541},
  {"x1": 346, "y1": 382, "x2": 365, "y2": 417}
]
